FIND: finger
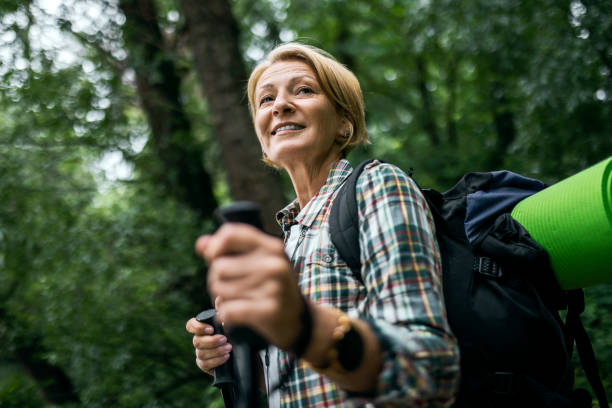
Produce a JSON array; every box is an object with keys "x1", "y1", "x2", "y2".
[
  {"x1": 196, "y1": 353, "x2": 230, "y2": 375},
  {"x1": 195, "y1": 341, "x2": 233, "y2": 360},
  {"x1": 194, "y1": 235, "x2": 211, "y2": 258},
  {"x1": 207, "y1": 246, "x2": 291, "y2": 298},
  {"x1": 209, "y1": 267, "x2": 284, "y2": 302},
  {"x1": 217, "y1": 296, "x2": 304, "y2": 348},
  {"x1": 186, "y1": 318, "x2": 214, "y2": 335},
  {"x1": 203, "y1": 223, "x2": 281, "y2": 261},
  {"x1": 192, "y1": 334, "x2": 228, "y2": 350},
  {"x1": 216, "y1": 297, "x2": 277, "y2": 333},
  {"x1": 208, "y1": 252, "x2": 288, "y2": 291},
  {"x1": 207, "y1": 255, "x2": 255, "y2": 283}
]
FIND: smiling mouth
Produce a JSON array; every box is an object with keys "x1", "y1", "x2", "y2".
[{"x1": 271, "y1": 124, "x2": 305, "y2": 135}]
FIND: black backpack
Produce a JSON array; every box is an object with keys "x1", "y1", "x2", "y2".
[{"x1": 329, "y1": 159, "x2": 608, "y2": 408}]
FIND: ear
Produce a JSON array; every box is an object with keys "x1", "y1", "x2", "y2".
[{"x1": 334, "y1": 115, "x2": 353, "y2": 144}]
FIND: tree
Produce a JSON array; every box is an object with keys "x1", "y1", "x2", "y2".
[
  {"x1": 1, "y1": 1, "x2": 610, "y2": 406},
  {"x1": 180, "y1": 0, "x2": 286, "y2": 234},
  {"x1": 118, "y1": 0, "x2": 217, "y2": 220},
  {"x1": 0, "y1": 1, "x2": 219, "y2": 406}
]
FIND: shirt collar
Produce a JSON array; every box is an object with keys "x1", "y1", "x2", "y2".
[{"x1": 276, "y1": 159, "x2": 354, "y2": 231}]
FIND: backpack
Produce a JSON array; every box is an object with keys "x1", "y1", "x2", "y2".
[{"x1": 329, "y1": 159, "x2": 608, "y2": 408}]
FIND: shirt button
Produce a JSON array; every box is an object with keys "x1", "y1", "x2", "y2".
[{"x1": 323, "y1": 254, "x2": 333, "y2": 263}]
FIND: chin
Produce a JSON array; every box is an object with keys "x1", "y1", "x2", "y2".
[{"x1": 268, "y1": 145, "x2": 309, "y2": 164}]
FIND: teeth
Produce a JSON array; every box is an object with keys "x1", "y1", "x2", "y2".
[{"x1": 274, "y1": 124, "x2": 303, "y2": 134}]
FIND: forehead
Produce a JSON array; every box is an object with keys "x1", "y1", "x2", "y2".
[{"x1": 256, "y1": 60, "x2": 318, "y2": 91}]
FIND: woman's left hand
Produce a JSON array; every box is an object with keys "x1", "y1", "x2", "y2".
[{"x1": 196, "y1": 223, "x2": 304, "y2": 350}]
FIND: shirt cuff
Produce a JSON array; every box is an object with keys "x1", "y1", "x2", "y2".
[{"x1": 340, "y1": 318, "x2": 460, "y2": 407}]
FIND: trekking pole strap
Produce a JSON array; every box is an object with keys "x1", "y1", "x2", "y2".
[{"x1": 566, "y1": 290, "x2": 609, "y2": 408}]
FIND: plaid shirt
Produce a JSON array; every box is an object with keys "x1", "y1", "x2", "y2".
[{"x1": 273, "y1": 159, "x2": 460, "y2": 407}]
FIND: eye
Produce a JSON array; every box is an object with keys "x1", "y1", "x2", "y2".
[
  {"x1": 297, "y1": 86, "x2": 314, "y2": 95},
  {"x1": 259, "y1": 95, "x2": 274, "y2": 106}
]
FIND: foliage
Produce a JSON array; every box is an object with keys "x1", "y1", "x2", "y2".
[
  {"x1": 0, "y1": 1, "x2": 217, "y2": 406},
  {"x1": 0, "y1": 0, "x2": 610, "y2": 406},
  {"x1": 276, "y1": 0, "x2": 612, "y2": 188}
]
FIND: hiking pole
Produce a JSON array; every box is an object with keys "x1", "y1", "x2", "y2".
[
  {"x1": 195, "y1": 309, "x2": 237, "y2": 408},
  {"x1": 213, "y1": 201, "x2": 268, "y2": 408}
]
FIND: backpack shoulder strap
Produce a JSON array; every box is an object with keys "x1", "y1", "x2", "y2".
[{"x1": 329, "y1": 159, "x2": 377, "y2": 285}]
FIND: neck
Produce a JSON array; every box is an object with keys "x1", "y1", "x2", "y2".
[{"x1": 285, "y1": 154, "x2": 342, "y2": 209}]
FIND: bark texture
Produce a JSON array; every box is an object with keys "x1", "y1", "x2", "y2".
[
  {"x1": 489, "y1": 82, "x2": 516, "y2": 169},
  {"x1": 119, "y1": 0, "x2": 217, "y2": 220},
  {"x1": 181, "y1": 0, "x2": 286, "y2": 234}
]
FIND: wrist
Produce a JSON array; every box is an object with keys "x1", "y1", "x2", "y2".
[
  {"x1": 303, "y1": 306, "x2": 364, "y2": 373},
  {"x1": 286, "y1": 296, "x2": 314, "y2": 358},
  {"x1": 301, "y1": 305, "x2": 339, "y2": 367}
]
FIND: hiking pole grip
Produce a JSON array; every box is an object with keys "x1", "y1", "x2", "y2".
[
  {"x1": 214, "y1": 201, "x2": 267, "y2": 408},
  {"x1": 195, "y1": 309, "x2": 237, "y2": 408},
  {"x1": 195, "y1": 309, "x2": 237, "y2": 388},
  {"x1": 214, "y1": 201, "x2": 265, "y2": 232}
]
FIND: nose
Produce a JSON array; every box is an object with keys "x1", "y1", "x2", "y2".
[{"x1": 272, "y1": 93, "x2": 295, "y2": 116}]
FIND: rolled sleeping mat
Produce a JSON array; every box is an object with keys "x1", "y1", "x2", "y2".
[{"x1": 511, "y1": 157, "x2": 612, "y2": 290}]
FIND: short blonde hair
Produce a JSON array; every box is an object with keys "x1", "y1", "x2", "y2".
[{"x1": 247, "y1": 42, "x2": 369, "y2": 162}]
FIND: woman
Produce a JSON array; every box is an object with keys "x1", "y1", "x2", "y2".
[{"x1": 186, "y1": 43, "x2": 460, "y2": 407}]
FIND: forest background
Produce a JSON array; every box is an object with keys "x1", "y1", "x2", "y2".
[{"x1": 1, "y1": 0, "x2": 611, "y2": 406}]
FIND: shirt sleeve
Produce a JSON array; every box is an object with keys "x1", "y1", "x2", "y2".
[{"x1": 344, "y1": 162, "x2": 460, "y2": 407}]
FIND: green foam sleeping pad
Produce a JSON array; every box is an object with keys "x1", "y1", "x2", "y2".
[{"x1": 511, "y1": 157, "x2": 612, "y2": 290}]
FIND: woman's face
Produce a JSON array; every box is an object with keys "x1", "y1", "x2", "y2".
[{"x1": 254, "y1": 60, "x2": 345, "y2": 169}]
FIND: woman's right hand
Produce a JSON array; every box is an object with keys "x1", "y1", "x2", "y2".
[{"x1": 186, "y1": 317, "x2": 233, "y2": 375}]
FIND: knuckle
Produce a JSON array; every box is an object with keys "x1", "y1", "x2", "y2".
[
  {"x1": 207, "y1": 262, "x2": 219, "y2": 279},
  {"x1": 266, "y1": 279, "x2": 282, "y2": 298},
  {"x1": 196, "y1": 349, "x2": 208, "y2": 360},
  {"x1": 186, "y1": 318, "x2": 200, "y2": 333},
  {"x1": 207, "y1": 282, "x2": 219, "y2": 298},
  {"x1": 223, "y1": 308, "x2": 235, "y2": 322},
  {"x1": 196, "y1": 358, "x2": 208, "y2": 372},
  {"x1": 270, "y1": 239, "x2": 285, "y2": 254},
  {"x1": 274, "y1": 256, "x2": 290, "y2": 274},
  {"x1": 217, "y1": 224, "x2": 238, "y2": 242},
  {"x1": 223, "y1": 308, "x2": 242, "y2": 326},
  {"x1": 265, "y1": 257, "x2": 289, "y2": 280},
  {"x1": 213, "y1": 258, "x2": 229, "y2": 274}
]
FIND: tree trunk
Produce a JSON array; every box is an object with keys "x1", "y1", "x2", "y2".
[
  {"x1": 446, "y1": 58, "x2": 458, "y2": 147},
  {"x1": 14, "y1": 341, "x2": 80, "y2": 405},
  {"x1": 330, "y1": 1, "x2": 356, "y2": 71},
  {"x1": 180, "y1": 0, "x2": 286, "y2": 234},
  {"x1": 489, "y1": 82, "x2": 516, "y2": 169},
  {"x1": 0, "y1": 305, "x2": 79, "y2": 405},
  {"x1": 416, "y1": 56, "x2": 440, "y2": 146},
  {"x1": 118, "y1": 0, "x2": 217, "y2": 221}
]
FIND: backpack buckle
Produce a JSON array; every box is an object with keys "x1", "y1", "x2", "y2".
[{"x1": 474, "y1": 256, "x2": 503, "y2": 278}]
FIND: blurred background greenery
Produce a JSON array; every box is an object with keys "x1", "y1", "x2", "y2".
[{"x1": 0, "y1": 0, "x2": 610, "y2": 406}]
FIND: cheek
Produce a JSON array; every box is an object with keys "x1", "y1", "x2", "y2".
[
  {"x1": 255, "y1": 131, "x2": 268, "y2": 153},
  {"x1": 254, "y1": 115, "x2": 269, "y2": 146},
  {"x1": 318, "y1": 108, "x2": 343, "y2": 139}
]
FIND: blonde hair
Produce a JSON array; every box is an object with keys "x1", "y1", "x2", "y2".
[{"x1": 247, "y1": 42, "x2": 369, "y2": 164}]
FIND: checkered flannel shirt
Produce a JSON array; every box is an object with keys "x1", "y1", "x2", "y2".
[{"x1": 274, "y1": 159, "x2": 460, "y2": 407}]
